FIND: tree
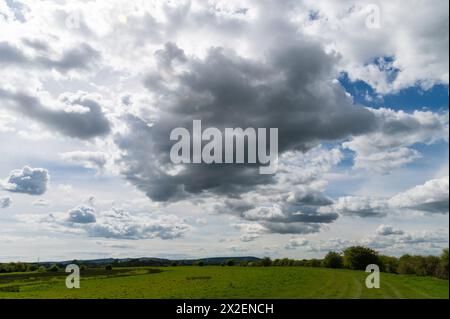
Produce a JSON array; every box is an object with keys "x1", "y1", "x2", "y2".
[
  {"x1": 226, "y1": 259, "x2": 235, "y2": 266},
  {"x1": 379, "y1": 255, "x2": 399, "y2": 273},
  {"x1": 322, "y1": 252, "x2": 343, "y2": 269},
  {"x1": 304, "y1": 259, "x2": 322, "y2": 267},
  {"x1": 398, "y1": 254, "x2": 416, "y2": 275},
  {"x1": 424, "y1": 256, "x2": 440, "y2": 277},
  {"x1": 343, "y1": 246, "x2": 380, "y2": 270},
  {"x1": 27, "y1": 264, "x2": 39, "y2": 272},
  {"x1": 48, "y1": 264, "x2": 59, "y2": 272},
  {"x1": 439, "y1": 248, "x2": 449, "y2": 279},
  {"x1": 105, "y1": 265, "x2": 113, "y2": 271},
  {"x1": 260, "y1": 257, "x2": 272, "y2": 267}
]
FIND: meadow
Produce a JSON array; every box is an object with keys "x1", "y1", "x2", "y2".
[{"x1": 0, "y1": 266, "x2": 448, "y2": 299}]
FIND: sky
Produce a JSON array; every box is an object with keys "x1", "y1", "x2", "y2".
[{"x1": 0, "y1": 0, "x2": 448, "y2": 262}]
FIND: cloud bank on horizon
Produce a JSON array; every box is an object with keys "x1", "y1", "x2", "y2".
[{"x1": 0, "y1": 0, "x2": 448, "y2": 262}]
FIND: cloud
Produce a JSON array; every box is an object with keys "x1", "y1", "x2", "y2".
[
  {"x1": 37, "y1": 206, "x2": 192, "y2": 240},
  {"x1": 88, "y1": 210, "x2": 191, "y2": 240},
  {"x1": 242, "y1": 206, "x2": 285, "y2": 221},
  {"x1": 285, "y1": 237, "x2": 309, "y2": 250},
  {"x1": 376, "y1": 224, "x2": 404, "y2": 236},
  {"x1": 67, "y1": 205, "x2": 96, "y2": 224},
  {"x1": 33, "y1": 198, "x2": 50, "y2": 207},
  {"x1": 1, "y1": 166, "x2": 49, "y2": 195},
  {"x1": 343, "y1": 108, "x2": 448, "y2": 173},
  {"x1": 0, "y1": 41, "x2": 100, "y2": 73},
  {"x1": 301, "y1": 0, "x2": 449, "y2": 93},
  {"x1": 241, "y1": 205, "x2": 338, "y2": 224},
  {"x1": 61, "y1": 151, "x2": 109, "y2": 173},
  {"x1": 233, "y1": 223, "x2": 266, "y2": 242},
  {"x1": 207, "y1": 147, "x2": 343, "y2": 235},
  {"x1": 321, "y1": 176, "x2": 449, "y2": 217},
  {"x1": 320, "y1": 196, "x2": 388, "y2": 218},
  {"x1": 116, "y1": 41, "x2": 376, "y2": 203},
  {"x1": 306, "y1": 228, "x2": 448, "y2": 255},
  {"x1": 307, "y1": 238, "x2": 356, "y2": 253},
  {"x1": 0, "y1": 89, "x2": 111, "y2": 140},
  {"x1": 0, "y1": 196, "x2": 12, "y2": 208},
  {"x1": 0, "y1": 113, "x2": 16, "y2": 133},
  {"x1": 262, "y1": 222, "x2": 323, "y2": 235},
  {"x1": 362, "y1": 229, "x2": 449, "y2": 255},
  {"x1": 195, "y1": 218, "x2": 208, "y2": 225},
  {"x1": 389, "y1": 176, "x2": 449, "y2": 214},
  {"x1": 0, "y1": 0, "x2": 448, "y2": 257}
]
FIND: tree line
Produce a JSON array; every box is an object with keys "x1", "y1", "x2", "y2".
[{"x1": 193, "y1": 247, "x2": 449, "y2": 280}]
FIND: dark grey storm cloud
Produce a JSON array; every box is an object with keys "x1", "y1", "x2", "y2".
[
  {"x1": 0, "y1": 89, "x2": 111, "y2": 139},
  {"x1": 2, "y1": 166, "x2": 49, "y2": 195},
  {"x1": 0, "y1": 41, "x2": 100, "y2": 72},
  {"x1": 116, "y1": 41, "x2": 377, "y2": 204},
  {"x1": 410, "y1": 201, "x2": 449, "y2": 214},
  {"x1": 262, "y1": 222, "x2": 323, "y2": 235}
]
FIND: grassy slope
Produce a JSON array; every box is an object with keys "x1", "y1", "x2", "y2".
[{"x1": 0, "y1": 266, "x2": 448, "y2": 299}]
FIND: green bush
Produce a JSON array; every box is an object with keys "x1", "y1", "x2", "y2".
[
  {"x1": 398, "y1": 254, "x2": 443, "y2": 277},
  {"x1": 379, "y1": 255, "x2": 399, "y2": 274},
  {"x1": 343, "y1": 246, "x2": 380, "y2": 270},
  {"x1": 322, "y1": 252, "x2": 343, "y2": 269}
]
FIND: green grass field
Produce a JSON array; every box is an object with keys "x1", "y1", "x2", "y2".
[{"x1": 0, "y1": 266, "x2": 448, "y2": 299}]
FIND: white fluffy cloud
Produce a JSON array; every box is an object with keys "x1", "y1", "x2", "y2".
[
  {"x1": 343, "y1": 108, "x2": 448, "y2": 173},
  {"x1": 321, "y1": 176, "x2": 449, "y2": 217},
  {"x1": 36, "y1": 206, "x2": 192, "y2": 240},
  {"x1": 300, "y1": 0, "x2": 449, "y2": 93},
  {"x1": 1, "y1": 166, "x2": 49, "y2": 195},
  {"x1": 88, "y1": 210, "x2": 191, "y2": 240},
  {"x1": 362, "y1": 229, "x2": 449, "y2": 255},
  {"x1": 321, "y1": 196, "x2": 388, "y2": 218},
  {"x1": 389, "y1": 176, "x2": 449, "y2": 214},
  {"x1": 232, "y1": 223, "x2": 266, "y2": 242},
  {"x1": 67, "y1": 205, "x2": 96, "y2": 224}
]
